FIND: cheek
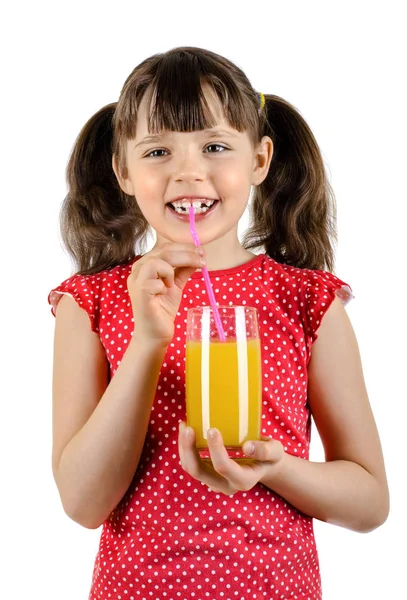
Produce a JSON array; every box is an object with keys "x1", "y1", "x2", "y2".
[
  {"x1": 133, "y1": 168, "x2": 163, "y2": 198},
  {"x1": 213, "y1": 160, "x2": 251, "y2": 187},
  {"x1": 216, "y1": 168, "x2": 251, "y2": 197}
]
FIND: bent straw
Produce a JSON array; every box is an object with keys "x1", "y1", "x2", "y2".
[{"x1": 188, "y1": 207, "x2": 226, "y2": 342}]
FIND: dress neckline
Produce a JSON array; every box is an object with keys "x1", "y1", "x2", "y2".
[{"x1": 190, "y1": 253, "x2": 266, "y2": 278}]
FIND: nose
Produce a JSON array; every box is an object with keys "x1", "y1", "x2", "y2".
[{"x1": 172, "y1": 151, "x2": 206, "y2": 183}]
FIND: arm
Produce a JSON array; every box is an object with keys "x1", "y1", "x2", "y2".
[
  {"x1": 259, "y1": 296, "x2": 390, "y2": 532},
  {"x1": 178, "y1": 296, "x2": 389, "y2": 532},
  {"x1": 52, "y1": 294, "x2": 167, "y2": 529}
]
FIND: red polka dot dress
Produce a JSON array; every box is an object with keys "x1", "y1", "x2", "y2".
[{"x1": 48, "y1": 253, "x2": 354, "y2": 600}]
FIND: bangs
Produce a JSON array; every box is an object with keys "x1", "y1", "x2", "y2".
[
  {"x1": 116, "y1": 49, "x2": 258, "y2": 142},
  {"x1": 113, "y1": 47, "x2": 260, "y2": 158},
  {"x1": 146, "y1": 53, "x2": 253, "y2": 134},
  {"x1": 148, "y1": 53, "x2": 250, "y2": 133}
]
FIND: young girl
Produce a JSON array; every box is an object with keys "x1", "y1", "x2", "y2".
[{"x1": 48, "y1": 46, "x2": 389, "y2": 600}]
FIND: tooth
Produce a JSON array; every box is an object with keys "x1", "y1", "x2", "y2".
[{"x1": 169, "y1": 198, "x2": 216, "y2": 214}]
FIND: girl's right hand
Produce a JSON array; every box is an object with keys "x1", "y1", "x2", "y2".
[{"x1": 127, "y1": 242, "x2": 206, "y2": 347}]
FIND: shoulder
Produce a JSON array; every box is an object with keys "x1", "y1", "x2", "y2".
[
  {"x1": 50, "y1": 257, "x2": 137, "y2": 297},
  {"x1": 48, "y1": 257, "x2": 137, "y2": 332},
  {"x1": 259, "y1": 254, "x2": 354, "y2": 348},
  {"x1": 258, "y1": 253, "x2": 352, "y2": 308},
  {"x1": 300, "y1": 265, "x2": 354, "y2": 346},
  {"x1": 260, "y1": 255, "x2": 353, "y2": 299}
]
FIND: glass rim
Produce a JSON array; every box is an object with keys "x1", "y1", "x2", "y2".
[{"x1": 187, "y1": 305, "x2": 258, "y2": 313}]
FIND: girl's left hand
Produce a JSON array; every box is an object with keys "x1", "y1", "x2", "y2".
[{"x1": 178, "y1": 422, "x2": 285, "y2": 495}]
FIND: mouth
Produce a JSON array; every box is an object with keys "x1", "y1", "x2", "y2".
[{"x1": 166, "y1": 198, "x2": 220, "y2": 220}]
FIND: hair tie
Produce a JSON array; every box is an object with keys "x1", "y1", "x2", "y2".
[{"x1": 257, "y1": 92, "x2": 266, "y2": 111}]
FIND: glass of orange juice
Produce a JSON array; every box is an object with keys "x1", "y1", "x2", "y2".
[{"x1": 185, "y1": 306, "x2": 262, "y2": 461}]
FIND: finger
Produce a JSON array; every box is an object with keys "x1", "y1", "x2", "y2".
[
  {"x1": 141, "y1": 255, "x2": 205, "y2": 289},
  {"x1": 160, "y1": 250, "x2": 206, "y2": 288},
  {"x1": 178, "y1": 423, "x2": 230, "y2": 491},
  {"x1": 142, "y1": 279, "x2": 168, "y2": 296},
  {"x1": 173, "y1": 264, "x2": 203, "y2": 290},
  {"x1": 242, "y1": 437, "x2": 284, "y2": 462},
  {"x1": 161, "y1": 248, "x2": 205, "y2": 265},
  {"x1": 159, "y1": 241, "x2": 205, "y2": 255},
  {"x1": 130, "y1": 257, "x2": 171, "y2": 279},
  {"x1": 130, "y1": 246, "x2": 205, "y2": 290},
  {"x1": 132, "y1": 243, "x2": 204, "y2": 272},
  {"x1": 138, "y1": 258, "x2": 176, "y2": 286},
  {"x1": 178, "y1": 422, "x2": 207, "y2": 478},
  {"x1": 206, "y1": 429, "x2": 248, "y2": 484},
  {"x1": 155, "y1": 242, "x2": 205, "y2": 255},
  {"x1": 148, "y1": 242, "x2": 205, "y2": 268}
]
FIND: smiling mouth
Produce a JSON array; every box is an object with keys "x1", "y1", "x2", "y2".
[{"x1": 167, "y1": 199, "x2": 219, "y2": 215}]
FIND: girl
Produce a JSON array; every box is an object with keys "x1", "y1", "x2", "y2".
[{"x1": 49, "y1": 46, "x2": 389, "y2": 599}]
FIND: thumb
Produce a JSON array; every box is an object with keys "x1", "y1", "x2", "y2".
[{"x1": 242, "y1": 437, "x2": 284, "y2": 462}]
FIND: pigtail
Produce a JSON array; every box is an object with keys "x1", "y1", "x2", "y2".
[
  {"x1": 242, "y1": 95, "x2": 338, "y2": 272},
  {"x1": 60, "y1": 103, "x2": 150, "y2": 275}
]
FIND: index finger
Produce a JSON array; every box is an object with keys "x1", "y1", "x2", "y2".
[{"x1": 154, "y1": 242, "x2": 204, "y2": 254}]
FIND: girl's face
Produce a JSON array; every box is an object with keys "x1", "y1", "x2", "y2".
[{"x1": 113, "y1": 84, "x2": 273, "y2": 262}]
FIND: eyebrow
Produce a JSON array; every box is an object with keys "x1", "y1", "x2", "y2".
[{"x1": 134, "y1": 129, "x2": 237, "y2": 149}]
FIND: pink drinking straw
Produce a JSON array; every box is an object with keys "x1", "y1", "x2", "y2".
[{"x1": 189, "y1": 206, "x2": 226, "y2": 342}]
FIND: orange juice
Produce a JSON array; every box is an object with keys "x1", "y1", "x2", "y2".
[{"x1": 186, "y1": 338, "x2": 262, "y2": 448}]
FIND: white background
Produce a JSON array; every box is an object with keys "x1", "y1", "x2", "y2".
[{"x1": 1, "y1": 1, "x2": 406, "y2": 598}]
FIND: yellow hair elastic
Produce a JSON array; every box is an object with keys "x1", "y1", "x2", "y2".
[{"x1": 257, "y1": 92, "x2": 266, "y2": 110}]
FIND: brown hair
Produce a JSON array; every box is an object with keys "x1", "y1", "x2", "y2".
[{"x1": 61, "y1": 46, "x2": 338, "y2": 275}]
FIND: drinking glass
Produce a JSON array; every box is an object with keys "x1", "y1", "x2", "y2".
[{"x1": 185, "y1": 306, "x2": 262, "y2": 461}]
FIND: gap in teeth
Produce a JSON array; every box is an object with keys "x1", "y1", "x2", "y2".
[{"x1": 171, "y1": 199, "x2": 216, "y2": 213}]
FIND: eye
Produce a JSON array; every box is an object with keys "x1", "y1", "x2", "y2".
[
  {"x1": 205, "y1": 144, "x2": 228, "y2": 153},
  {"x1": 145, "y1": 148, "x2": 168, "y2": 158},
  {"x1": 144, "y1": 144, "x2": 229, "y2": 158}
]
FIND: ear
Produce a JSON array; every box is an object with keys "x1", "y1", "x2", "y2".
[
  {"x1": 251, "y1": 136, "x2": 273, "y2": 186},
  {"x1": 112, "y1": 153, "x2": 134, "y2": 195}
]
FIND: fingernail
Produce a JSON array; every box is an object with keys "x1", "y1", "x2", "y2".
[
  {"x1": 243, "y1": 442, "x2": 255, "y2": 455},
  {"x1": 198, "y1": 247, "x2": 205, "y2": 256},
  {"x1": 207, "y1": 428, "x2": 217, "y2": 439},
  {"x1": 184, "y1": 426, "x2": 193, "y2": 438}
]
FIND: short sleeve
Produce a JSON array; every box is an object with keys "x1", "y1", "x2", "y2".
[
  {"x1": 303, "y1": 269, "x2": 355, "y2": 347},
  {"x1": 48, "y1": 273, "x2": 99, "y2": 333}
]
